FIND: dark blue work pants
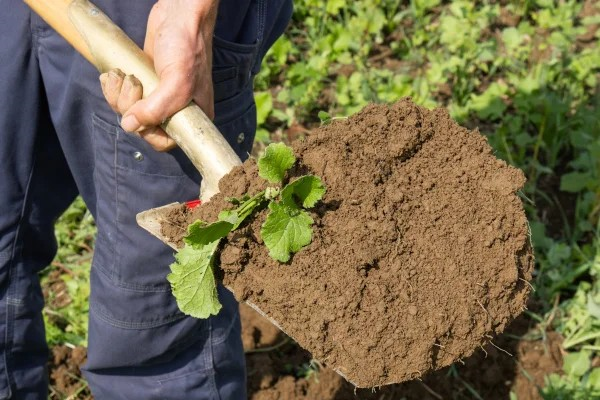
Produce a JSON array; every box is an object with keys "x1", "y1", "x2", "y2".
[{"x1": 0, "y1": 0, "x2": 292, "y2": 398}]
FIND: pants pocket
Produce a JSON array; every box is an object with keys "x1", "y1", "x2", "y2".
[{"x1": 91, "y1": 113, "x2": 200, "y2": 290}]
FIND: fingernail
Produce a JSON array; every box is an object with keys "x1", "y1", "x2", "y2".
[
  {"x1": 108, "y1": 70, "x2": 122, "y2": 87},
  {"x1": 121, "y1": 114, "x2": 140, "y2": 132},
  {"x1": 122, "y1": 76, "x2": 132, "y2": 94},
  {"x1": 99, "y1": 73, "x2": 108, "y2": 87}
]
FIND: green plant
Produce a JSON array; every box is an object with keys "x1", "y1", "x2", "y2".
[
  {"x1": 42, "y1": 197, "x2": 94, "y2": 348},
  {"x1": 168, "y1": 143, "x2": 326, "y2": 318}
]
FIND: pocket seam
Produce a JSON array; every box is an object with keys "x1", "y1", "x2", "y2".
[
  {"x1": 92, "y1": 302, "x2": 186, "y2": 330},
  {"x1": 213, "y1": 66, "x2": 237, "y2": 84},
  {"x1": 92, "y1": 112, "x2": 189, "y2": 178},
  {"x1": 213, "y1": 35, "x2": 258, "y2": 53},
  {"x1": 95, "y1": 262, "x2": 172, "y2": 292},
  {"x1": 156, "y1": 365, "x2": 216, "y2": 384}
]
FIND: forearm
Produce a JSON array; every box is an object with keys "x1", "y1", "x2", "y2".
[{"x1": 161, "y1": 0, "x2": 219, "y2": 37}]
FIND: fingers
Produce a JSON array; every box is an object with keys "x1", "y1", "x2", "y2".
[
  {"x1": 139, "y1": 127, "x2": 177, "y2": 151},
  {"x1": 117, "y1": 75, "x2": 144, "y2": 113},
  {"x1": 99, "y1": 69, "x2": 143, "y2": 115},
  {"x1": 99, "y1": 69, "x2": 175, "y2": 152},
  {"x1": 120, "y1": 67, "x2": 194, "y2": 132},
  {"x1": 99, "y1": 69, "x2": 125, "y2": 113}
]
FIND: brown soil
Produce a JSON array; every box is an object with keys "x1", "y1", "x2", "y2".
[
  {"x1": 242, "y1": 303, "x2": 563, "y2": 400},
  {"x1": 43, "y1": 269, "x2": 72, "y2": 309},
  {"x1": 48, "y1": 345, "x2": 91, "y2": 399},
  {"x1": 577, "y1": 0, "x2": 600, "y2": 46},
  {"x1": 162, "y1": 98, "x2": 534, "y2": 387},
  {"x1": 47, "y1": 304, "x2": 562, "y2": 400}
]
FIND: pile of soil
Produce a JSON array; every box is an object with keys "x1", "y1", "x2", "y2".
[{"x1": 163, "y1": 98, "x2": 534, "y2": 387}]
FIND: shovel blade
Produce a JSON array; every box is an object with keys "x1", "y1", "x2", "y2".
[
  {"x1": 136, "y1": 201, "x2": 367, "y2": 387},
  {"x1": 136, "y1": 202, "x2": 182, "y2": 250}
]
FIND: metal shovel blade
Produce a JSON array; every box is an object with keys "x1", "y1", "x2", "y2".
[
  {"x1": 135, "y1": 205, "x2": 362, "y2": 387},
  {"x1": 136, "y1": 203, "x2": 182, "y2": 251}
]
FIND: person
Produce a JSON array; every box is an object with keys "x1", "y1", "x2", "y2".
[{"x1": 0, "y1": 0, "x2": 292, "y2": 398}]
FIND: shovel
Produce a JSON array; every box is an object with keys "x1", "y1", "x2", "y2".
[{"x1": 26, "y1": 0, "x2": 364, "y2": 386}]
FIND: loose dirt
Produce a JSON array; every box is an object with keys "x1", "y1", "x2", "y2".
[
  {"x1": 162, "y1": 98, "x2": 534, "y2": 387},
  {"x1": 242, "y1": 303, "x2": 563, "y2": 400},
  {"x1": 49, "y1": 345, "x2": 90, "y2": 399}
]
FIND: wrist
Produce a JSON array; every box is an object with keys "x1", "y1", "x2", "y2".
[{"x1": 173, "y1": 0, "x2": 219, "y2": 35}]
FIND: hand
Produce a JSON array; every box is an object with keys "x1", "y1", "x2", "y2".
[{"x1": 99, "y1": 0, "x2": 219, "y2": 151}]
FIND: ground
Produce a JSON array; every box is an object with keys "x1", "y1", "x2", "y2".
[{"x1": 48, "y1": 302, "x2": 564, "y2": 399}]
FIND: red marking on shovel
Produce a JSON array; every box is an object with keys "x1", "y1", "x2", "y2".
[{"x1": 185, "y1": 199, "x2": 202, "y2": 209}]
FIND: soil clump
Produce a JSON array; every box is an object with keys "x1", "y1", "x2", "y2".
[
  {"x1": 48, "y1": 345, "x2": 90, "y2": 399},
  {"x1": 162, "y1": 98, "x2": 534, "y2": 387}
]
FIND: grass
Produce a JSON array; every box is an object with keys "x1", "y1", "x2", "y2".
[{"x1": 43, "y1": 0, "x2": 600, "y2": 398}]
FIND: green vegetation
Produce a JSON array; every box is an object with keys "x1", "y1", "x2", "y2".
[
  {"x1": 45, "y1": 0, "x2": 599, "y2": 397},
  {"x1": 42, "y1": 196, "x2": 92, "y2": 348},
  {"x1": 169, "y1": 143, "x2": 325, "y2": 318}
]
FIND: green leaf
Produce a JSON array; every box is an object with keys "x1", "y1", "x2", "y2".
[
  {"x1": 587, "y1": 294, "x2": 600, "y2": 319},
  {"x1": 587, "y1": 367, "x2": 600, "y2": 390},
  {"x1": 468, "y1": 82, "x2": 508, "y2": 120},
  {"x1": 167, "y1": 242, "x2": 222, "y2": 319},
  {"x1": 318, "y1": 110, "x2": 331, "y2": 123},
  {"x1": 255, "y1": 128, "x2": 271, "y2": 144},
  {"x1": 560, "y1": 172, "x2": 594, "y2": 193},
  {"x1": 258, "y1": 143, "x2": 296, "y2": 184},
  {"x1": 547, "y1": 242, "x2": 572, "y2": 267},
  {"x1": 255, "y1": 91, "x2": 273, "y2": 125},
  {"x1": 218, "y1": 210, "x2": 239, "y2": 225},
  {"x1": 185, "y1": 220, "x2": 233, "y2": 247},
  {"x1": 563, "y1": 351, "x2": 591, "y2": 378},
  {"x1": 281, "y1": 175, "x2": 326, "y2": 208},
  {"x1": 261, "y1": 202, "x2": 314, "y2": 262},
  {"x1": 325, "y1": 0, "x2": 345, "y2": 15}
]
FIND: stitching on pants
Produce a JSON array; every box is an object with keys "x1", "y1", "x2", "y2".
[
  {"x1": 207, "y1": 319, "x2": 221, "y2": 400},
  {"x1": 94, "y1": 262, "x2": 171, "y2": 293},
  {"x1": 91, "y1": 302, "x2": 187, "y2": 330}
]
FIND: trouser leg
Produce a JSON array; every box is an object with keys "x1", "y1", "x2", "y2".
[
  {"x1": 0, "y1": 0, "x2": 292, "y2": 398},
  {"x1": 33, "y1": 0, "x2": 291, "y2": 398},
  {"x1": 0, "y1": 3, "x2": 79, "y2": 398}
]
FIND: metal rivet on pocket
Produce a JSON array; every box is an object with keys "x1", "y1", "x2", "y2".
[
  {"x1": 237, "y1": 132, "x2": 245, "y2": 144},
  {"x1": 133, "y1": 151, "x2": 144, "y2": 161}
]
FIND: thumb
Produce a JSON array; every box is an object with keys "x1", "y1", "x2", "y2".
[{"x1": 120, "y1": 68, "x2": 193, "y2": 132}]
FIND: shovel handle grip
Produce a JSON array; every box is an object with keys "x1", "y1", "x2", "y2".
[{"x1": 24, "y1": 0, "x2": 242, "y2": 201}]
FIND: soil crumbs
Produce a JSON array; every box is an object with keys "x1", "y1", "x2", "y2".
[
  {"x1": 164, "y1": 98, "x2": 534, "y2": 388},
  {"x1": 49, "y1": 345, "x2": 90, "y2": 399}
]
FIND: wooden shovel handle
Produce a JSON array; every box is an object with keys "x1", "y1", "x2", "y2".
[{"x1": 24, "y1": 0, "x2": 242, "y2": 201}]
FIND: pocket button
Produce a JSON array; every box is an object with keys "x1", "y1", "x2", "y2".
[{"x1": 133, "y1": 151, "x2": 143, "y2": 161}]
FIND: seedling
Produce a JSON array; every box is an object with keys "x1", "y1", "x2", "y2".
[{"x1": 168, "y1": 143, "x2": 326, "y2": 318}]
